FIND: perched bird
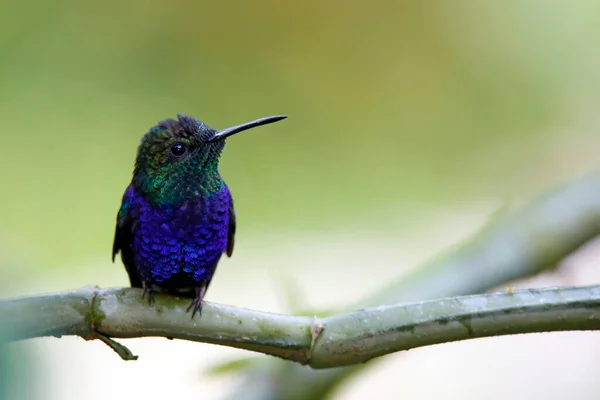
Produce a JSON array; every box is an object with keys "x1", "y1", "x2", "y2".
[{"x1": 112, "y1": 114, "x2": 286, "y2": 317}]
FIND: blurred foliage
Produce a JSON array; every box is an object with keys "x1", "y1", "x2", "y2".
[
  {"x1": 0, "y1": 338, "x2": 37, "y2": 400},
  {"x1": 1, "y1": 1, "x2": 600, "y2": 269}
]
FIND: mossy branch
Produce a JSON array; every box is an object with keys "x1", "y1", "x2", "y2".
[{"x1": 1, "y1": 285, "x2": 599, "y2": 368}]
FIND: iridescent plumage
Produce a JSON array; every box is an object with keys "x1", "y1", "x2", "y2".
[{"x1": 113, "y1": 114, "x2": 285, "y2": 316}]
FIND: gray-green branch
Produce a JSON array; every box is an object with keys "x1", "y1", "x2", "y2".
[{"x1": 1, "y1": 285, "x2": 599, "y2": 368}]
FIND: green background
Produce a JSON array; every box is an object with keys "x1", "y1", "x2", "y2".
[{"x1": 2, "y1": 1, "x2": 599, "y2": 270}]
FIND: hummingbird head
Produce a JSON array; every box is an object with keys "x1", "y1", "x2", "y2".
[{"x1": 132, "y1": 114, "x2": 286, "y2": 205}]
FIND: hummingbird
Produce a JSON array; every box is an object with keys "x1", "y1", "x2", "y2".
[{"x1": 112, "y1": 114, "x2": 287, "y2": 317}]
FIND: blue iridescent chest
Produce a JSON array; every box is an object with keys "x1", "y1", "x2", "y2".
[{"x1": 122, "y1": 184, "x2": 232, "y2": 285}]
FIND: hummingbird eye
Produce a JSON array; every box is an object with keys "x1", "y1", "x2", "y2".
[{"x1": 170, "y1": 142, "x2": 187, "y2": 157}]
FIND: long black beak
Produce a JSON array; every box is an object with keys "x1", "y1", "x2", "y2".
[{"x1": 209, "y1": 115, "x2": 287, "y2": 142}]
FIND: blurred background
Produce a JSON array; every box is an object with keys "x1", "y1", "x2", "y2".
[{"x1": 2, "y1": 1, "x2": 600, "y2": 399}]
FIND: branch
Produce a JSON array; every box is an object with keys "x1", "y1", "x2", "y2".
[
  {"x1": 312, "y1": 285, "x2": 600, "y2": 368},
  {"x1": 1, "y1": 285, "x2": 600, "y2": 367}
]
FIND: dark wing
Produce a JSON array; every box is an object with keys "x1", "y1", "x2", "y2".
[
  {"x1": 112, "y1": 191, "x2": 143, "y2": 288},
  {"x1": 226, "y1": 196, "x2": 236, "y2": 257}
]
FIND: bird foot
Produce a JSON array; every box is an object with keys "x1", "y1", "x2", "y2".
[
  {"x1": 186, "y1": 284, "x2": 207, "y2": 319},
  {"x1": 186, "y1": 297, "x2": 203, "y2": 318}
]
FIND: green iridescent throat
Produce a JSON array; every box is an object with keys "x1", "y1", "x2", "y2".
[{"x1": 135, "y1": 158, "x2": 224, "y2": 206}]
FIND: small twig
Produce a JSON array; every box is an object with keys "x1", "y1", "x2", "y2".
[{"x1": 96, "y1": 333, "x2": 138, "y2": 361}]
